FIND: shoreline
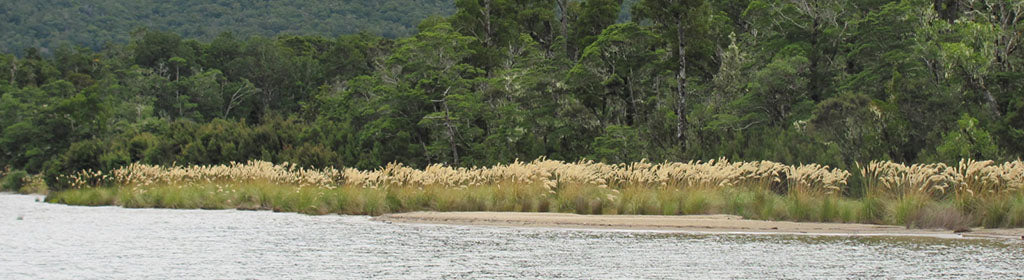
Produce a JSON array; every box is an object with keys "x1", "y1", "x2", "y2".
[{"x1": 376, "y1": 212, "x2": 1024, "y2": 240}]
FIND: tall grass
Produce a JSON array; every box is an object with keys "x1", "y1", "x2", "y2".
[{"x1": 45, "y1": 159, "x2": 1024, "y2": 228}]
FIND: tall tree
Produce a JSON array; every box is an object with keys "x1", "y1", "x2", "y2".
[
  {"x1": 568, "y1": 23, "x2": 662, "y2": 127},
  {"x1": 569, "y1": 0, "x2": 624, "y2": 60},
  {"x1": 392, "y1": 21, "x2": 483, "y2": 166},
  {"x1": 633, "y1": 0, "x2": 710, "y2": 146},
  {"x1": 749, "y1": 0, "x2": 851, "y2": 102}
]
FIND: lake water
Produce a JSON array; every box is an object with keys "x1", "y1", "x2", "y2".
[{"x1": 1, "y1": 193, "x2": 1022, "y2": 279}]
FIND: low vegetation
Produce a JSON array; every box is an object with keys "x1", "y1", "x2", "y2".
[
  {"x1": 45, "y1": 159, "x2": 1024, "y2": 229},
  {"x1": 0, "y1": 169, "x2": 46, "y2": 194},
  {"x1": 1, "y1": 169, "x2": 28, "y2": 192}
]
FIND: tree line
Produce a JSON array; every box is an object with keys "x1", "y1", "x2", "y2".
[
  {"x1": 1, "y1": 0, "x2": 1022, "y2": 190},
  {"x1": 0, "y1": 0, "x2": 453, "y2": 55}
]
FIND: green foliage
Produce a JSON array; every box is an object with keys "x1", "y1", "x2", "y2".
[
  {"x1": 929, "y1": 114, "x2": 1002, "y2": 163},
  {"x1": 568, "y1": 0, "x2": 625, "y2": 60},
  {"x1": 591, "y1": 125, "x2": 645, "y2": 163},
  {"x1": 1, "y1": 169, "x2": 29, "y2": 192},
  {"x1": 0, "y1": 0, "x2": 454, "y2": 55},
  {"x1": 1, "y1": 0, "x2": 1023, "y2": 189},
  {"x1": 810, "y1": 93, "x2": 889, "y2": 164}
]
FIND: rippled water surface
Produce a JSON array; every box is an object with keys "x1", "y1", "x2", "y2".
[{"x1": 2, "y1": 194, "x2": 1022, "y2": 279}]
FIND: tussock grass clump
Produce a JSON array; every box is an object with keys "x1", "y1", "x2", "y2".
[
  {"x1": 1005, "y1": 195, "x2": 1024, "y2": 228},
  {"x1": 859, "y1": 159, "x2": 1024, "y2": 199},
  {"x1": 906, "y1": 203, "x2": 972, "y2": 231},
  {"x1": 44, "y1": 159, "x2": 1024, "y2": 229},
  {"x1": 48, "y1": 187, "x2": 118, "y2": 206},
  {"x1": 59, "y1": 158, "x2": 851, "y2": 194}
]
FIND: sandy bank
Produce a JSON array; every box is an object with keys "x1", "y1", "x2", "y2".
[{"x1": 375, "y1": 212, "x2": 1024, "y2": 240}]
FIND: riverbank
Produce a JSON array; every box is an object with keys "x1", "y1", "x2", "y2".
[
  {"x1": 377, "y1": 211, "x2": 1024, "y2": 240},
  {"x1": 44, "y1": 160, "x2": 1024, "y2": 230},
  {"x1": 48, "y1": 182, "x2": 1024, "y2": 229}
]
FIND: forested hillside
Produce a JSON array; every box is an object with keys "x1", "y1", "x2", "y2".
[
  {"x1": 0, "y1": 0, "x2": 454, "y2": 54},
  {"x1": 1, "y1": 0, "x2": 1023, "y2": 190}
]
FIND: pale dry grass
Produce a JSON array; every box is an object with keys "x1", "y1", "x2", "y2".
[
  {"x1": 859, "y1": 159, "x2": 1024, "y2": 198},
  {"x1": 60, "y1": 161, "x2": 343, "y2": 189},
  {"x1": 61, "y1": 159, "x2": 1023, "y2": 200},
  {"x1": 48, "y1": 159, "x2": 1024, "y2": 227},
  {"x1": 62, "y1": 158, "x2": 851, "y2": 194},
  {"x1": 344, "y1": 158, "x2": 849, "y2": 195}
]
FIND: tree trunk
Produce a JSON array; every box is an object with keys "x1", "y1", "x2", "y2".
[
  {"x1": 482, "y1": 0, "x2": 493, "y2": 48},
  {"x1": 984, "y1": 89, "x2": 1001, "y2": 117},
  {"x1": 675, "y1": 18, "x2": 688, "y2": 145},
  {"x1": 558, "y1": 0, "x2": 570, "y2": 60},
  {"x1": 442, "y1": 97, "x2": 459, "y2": 166},
  {"x1": 175, "y1": 64, "x2": 182, "y2": 118},
  {"x1": 422, "y1": 141, "x2": 433, "y2": 165},
  {"x1": 628, "y1": 69, "x2": 637, "y2": 126},
  {"x1": 808, "y1": 18, "x2": 822, "y2": 102},
  {"x1": 224, "y1": 83, "x2": 251, "y2": 119},
  {"x1": 979, "y1": 78, "x2": 1002, "y2": 117},
  {"x1": 9, "y1": 57, "x2": 16, "y2": 87},
  {"x1": 262, "y1": 88, "x2": 274, "y2": 115}
]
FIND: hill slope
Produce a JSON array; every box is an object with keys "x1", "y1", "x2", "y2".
[{"x1": 0, "y1": 0, "x2": 454, "y2": 54}]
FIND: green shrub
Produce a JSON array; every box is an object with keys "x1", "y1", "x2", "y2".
[
  {"x1": 980, "y1": 198, "x2": 1011, "y2": 228},
  {"x1": 1005, "y1": 195, "x2": 1024, "y2": 228},
  {"x1": 892, "y1": 195, "x2": 927, "y2": 226},
  {"x1": 2, "y1": 170, "x2": 29, "y2": 192},
  {"x1": 858, "y1": 196, "x2": 886, "y2": 224}
]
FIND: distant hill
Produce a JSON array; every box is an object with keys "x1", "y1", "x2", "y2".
[{"x1": 0, "y1": 0, "x2": 454, "y2": 55}]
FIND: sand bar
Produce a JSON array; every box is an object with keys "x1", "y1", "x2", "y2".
[{"x1": 376, "y1": 212, "x2": 1024, "y2": 240}]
